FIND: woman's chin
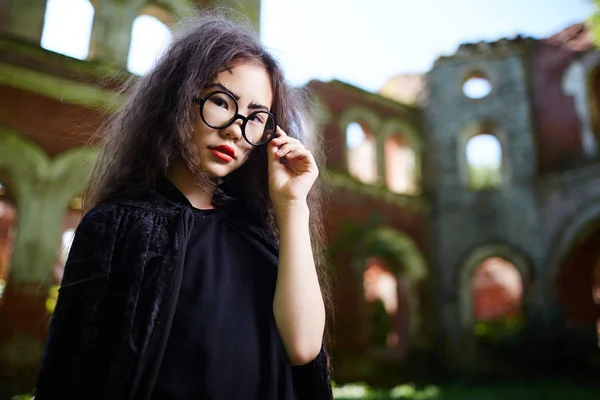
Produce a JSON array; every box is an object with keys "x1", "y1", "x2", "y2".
[{"x1": 201, "y1": 162, "x2": 238, "y2": 180}]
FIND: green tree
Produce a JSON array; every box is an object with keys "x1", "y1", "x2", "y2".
[
  {"x1": 468, "y1": 165, "x2": 501, "y2": 190},
  {"x1": 589, "y1": 1, "x2": 600, "y2": 44}
]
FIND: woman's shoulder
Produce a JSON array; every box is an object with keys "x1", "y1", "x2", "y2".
[
  {"x1": 86, "y1": 189, "x2": 184, "y2": 218},
  {"x1": 80, "y1": 195, "x2": 178, "y2": 231},
  {"x1": 81, "y1": 201, "x2": 140, "y2": 223}
]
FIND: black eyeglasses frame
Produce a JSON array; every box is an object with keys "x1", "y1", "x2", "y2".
[{"x1": 193, "y1": 90, "x2": 278, "y2": 147}]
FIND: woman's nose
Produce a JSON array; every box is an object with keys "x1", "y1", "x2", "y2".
[{"x1": 221, "y1": 116, "x2": 244, "y2": 142}]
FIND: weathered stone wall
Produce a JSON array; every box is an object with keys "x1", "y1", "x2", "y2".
[
  {"x1": 424, "y1": 42, "x2": 546, "y2": 368},
  {"x1": 308, "y1": 79, "x2": 431, "y2": 385}
]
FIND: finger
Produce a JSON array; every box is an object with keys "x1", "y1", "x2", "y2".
[
  {"x1": 283, "y1": 149, "x2": 318, "y2": 174},
  {"x1": 275, "y1": 143, "x2": 304, "y2": 158},
  {"x1": 271, "y1": 135, "x2": 301, "y2": 147},
  {"x1": 276, "y1": 126, "x2": 287, "y2": 137},
  {"x1": 268, "y1": 139, "x2": 287, "y2": 165},
  {"x1": 283, "y1": 148, "x2": 310, "y2": 160}
]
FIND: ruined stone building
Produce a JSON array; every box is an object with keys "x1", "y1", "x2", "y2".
[{"x1": 0, "y1": 0, "x2": 598, "y2": 395}]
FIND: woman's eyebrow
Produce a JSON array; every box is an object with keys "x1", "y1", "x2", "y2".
[
  {"x1": 207, "y1": 82, "x2": 270, "y2": 111},
  {"x1": 248, "y1": 102, "x2": 269, "y2": 111},
  {"x1": 206, "y1": 83, "x2": 239, "y2": 100}
]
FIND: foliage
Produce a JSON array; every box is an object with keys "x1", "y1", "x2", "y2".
[
  {"x1": 14, "y1": 381, "x2": 600, "y2": 400},
  {"x1": 333, "y1": 383, "x2": 439, "y2": 400},
  {"x1": 474, "y1": 315, "x2": 524, "y2": 343},
  {"x1": 590, "y1": 1, "x2": 600, "y2": 45},
  {"x1": 327, "y1": 170, "x2": 426, "y2": 211},
  {"x1": 371, "y1": 299, "x2": 391, "y2": 348},
  {"x1": 468, "y1": 165, "x2": 500, "y2": 190},
  {"x1": 332, "y1": 381, "x2": 600, "y2": 400},
  {"x1": 328, "y1": 218, "x2": 419, "y2": 276}
]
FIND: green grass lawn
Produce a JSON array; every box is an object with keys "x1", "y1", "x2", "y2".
[
  {"x1": 332, "y1": 382, "x2": 600, "y2": 400},
  {"x1": 12, "y1": 381, "x2": 600, "y2": 400}
]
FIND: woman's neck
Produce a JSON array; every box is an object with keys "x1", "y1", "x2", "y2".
[{"x1": 167, "y1": 161, "x2": 215, "y2": 210}]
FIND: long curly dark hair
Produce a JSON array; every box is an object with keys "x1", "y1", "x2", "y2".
[{"x1": 84, "y1": 12, "x2": 333, "y2": 343}]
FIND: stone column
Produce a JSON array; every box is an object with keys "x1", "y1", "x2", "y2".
[
  {"x1": 88, "y1": 0, "x2": 146, "y2": 65},
  {"x1": 195, "y1": 0, "x2": 261, "y2": 28},
  {"x1": 215, "y1": 0, "x2": 261, "y2": 28},
  {"x1": 2, "y1": 0, "x2": 48, "y2": 43},
  {"x1": 0, "y1": 127, "x2": 97, "y2": 394}
]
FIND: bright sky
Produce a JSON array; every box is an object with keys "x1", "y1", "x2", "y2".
[
  {"x1": 261, "y1": 0, "x2": 593, "y2": 92},
  {"x1": 261, "y1": 0, "x2": 593, "y2": 168},
  {"x1": 41, "y1": 0, "x2": 594, "y2": 168}
]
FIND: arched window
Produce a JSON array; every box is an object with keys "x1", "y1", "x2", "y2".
[
  {"x1": 41, "y1": 0, "x2": 94, "y2": 60},
  {"x1": 471, "y1": 257, "x2": 524, "y2": 344},
  {"x1": 466, "y1": 133, "x2": 502, "y2": 190},
  {"x1": 346, "y1": 122, "x2": 377, "y2": 184},
  {"x1": 0, "y1": 179, "x2": 17, "y2": 306},
  {"x1": 557, "y1": 222, "x2": 600, "y2": 352},
  {"x1": 462, "y1": 72, "x2": 492, "y2": 100},
  {"x1": 472, "y1": 257, "x2": 523, "y2": 322},
  {"x1": 127, "y1": 14, "x2": 172, "y2": 76},
  {"x1": 384, "y1": 135, "x2": 416, "y2": 194},
  {"x1": 363, "y1": 258, "x2": 408, "y2": 354}
]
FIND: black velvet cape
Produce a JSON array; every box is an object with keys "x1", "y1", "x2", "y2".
[{"x1": 35, "y1": 183, "x2": 333, "y2": 400}]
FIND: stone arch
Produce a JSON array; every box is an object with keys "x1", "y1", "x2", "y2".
[
  {"x1": 338, "y1": 105, "x2": 382, "y2": 137},
  {"x1": 454, "y1": 243, "x2": 532, "y2": 368},
  {"x1": 379, "y1": 118, "x2": 421, "y2": 151},
  {"x1": 359, "y1": 228, "x2": 427, "y2": 280},
  {"x1": 88, "y1": 0, "x2": 193, "y2": 65},
  {"x1": 0, "y1": 126, "x2": 98, "y2": 283},
  {"x1": 338, "y1": 106, "x2": 380, "y2": 184},
  {"x1": 379, "y1": 119, "x2": 422, "y2": 194},
  {"x1": 458, "y1": 243, "x2": 531, "y2": 334},
  {"x1": 457, "y1": 64, "x2": 499, "y2": 101},
  {"x1": 148, "y1": 0, "x2": 196, "y2": 20},
  {"x1": 351, "y1": 227, "x2": 428, "y2": 344},
  {"x1": 458, "y1": 121, "x2": 510, "y2": 189},
  {"x1": 546, "y1": 199, "x2": 600, "y2": 304}
]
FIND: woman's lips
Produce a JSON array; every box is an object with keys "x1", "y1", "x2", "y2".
[{"x1": 210, "y1": 148, "x2": 234, "y2": 163}]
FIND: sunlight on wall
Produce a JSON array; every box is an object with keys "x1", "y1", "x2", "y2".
[
  {"x1": 472, "y1": 257, "x2": 522, "y2": 321},
  {"x1": 364, "y1": 261, "x2": 398, "y2": 315},
  {"x1": 346, "y1": 122, "x2": 378, "y2": 184},
  {"x1": 127, "y1": 15, "x2": 172, "y2": 75},
  {"x1": 385, "y1": 136, "x2": 416, "y2": 194},
  {"x1": 41, "y1": 0, "x2": 94, "y2": 60}
]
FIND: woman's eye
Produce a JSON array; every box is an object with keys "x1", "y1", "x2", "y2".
[
  {"x1": 210, "y1": 97, "x2": 228, "y2": 109},
  {"x1": 250, "y1": 114, "x2": 264, "y2": 123}
]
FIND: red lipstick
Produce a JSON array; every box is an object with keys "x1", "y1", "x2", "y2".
[{"x1": 210, "y1": 145, "x2": 235, "y2": 163}]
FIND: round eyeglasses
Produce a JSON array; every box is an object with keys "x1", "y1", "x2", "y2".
[{"x1": 193, "y1": 90, "x2": 277, "y2": 146}]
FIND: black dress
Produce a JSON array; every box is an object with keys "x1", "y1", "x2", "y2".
[{"x1": 152, "y1": 186, "x2": 295, "y2": 399}]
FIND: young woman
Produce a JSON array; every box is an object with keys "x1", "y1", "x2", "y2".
[{"x1": 35, "y1": 13, "x2": 333, "y2": 400}]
